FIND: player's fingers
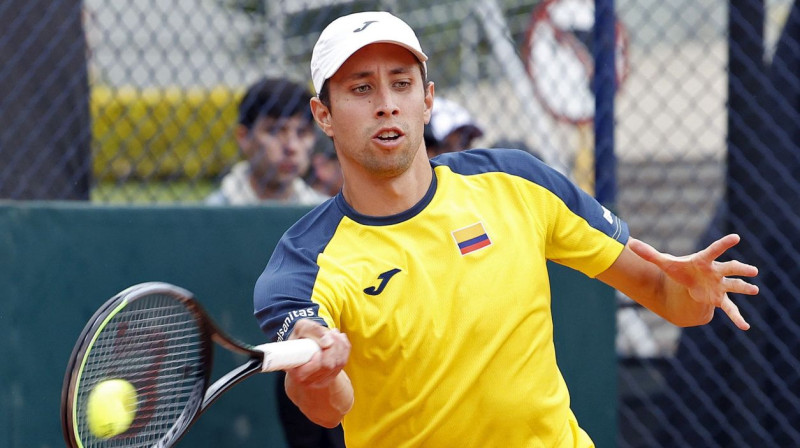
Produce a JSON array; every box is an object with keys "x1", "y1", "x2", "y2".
[
  {"x1": 320, "y1": 331, "x2": 350, "y2": 370},
  {"x1": 289, "y1": 353, "x2": 337, "y2": 385},
  {"x1": 702, "y1": 233, "x2": 741, "y2": 261},
  {"x1": 628, "y1": 238, "x2": 666, "y2": 265},
  {"x1": 295, "y1": 357, "x2": 345, "y2": 388},
  {"x1": 718, "y1": 260, "x2": 759, "y2": 278},
  {"x1": 285, "y1": 357, "x2": 318, "y2": 383},
  {"x1": 723, "y1": 277, "x2": 760, "y2": 296},
  {"x1": 719, "y1": 295, "x2": 750, "y2": 331},
  {"x1": 291, "y1": 318, "x2": 326, "y2": 340},
  {"x1": 318, "y1": 328, "x2": 346, "y2": 349},
  {"x1": 291, "y1": 320, "x2": 349, "y2": 357}
]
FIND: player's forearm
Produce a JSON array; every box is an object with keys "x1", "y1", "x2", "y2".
[
  {"x1": 608, "y1": 270, "x2": 713, "y2": 327},
  {"x1": 285, "y1": 370, "x2": 354, "y2": 427},
  {"x1": 598, "y1": 239, "x2": 715, "y2": 327}
]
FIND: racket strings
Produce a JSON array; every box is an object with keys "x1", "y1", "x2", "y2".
[{"x1": 75, "y1": 293, "x2": 208, "y2": 447}]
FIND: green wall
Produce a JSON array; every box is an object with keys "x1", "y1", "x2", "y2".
[{"x1": 0, "y1": 203, "x2": 616, "y2": 447}]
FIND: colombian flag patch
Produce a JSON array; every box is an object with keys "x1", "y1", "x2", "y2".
[{"x1": 452, "y1": 222, "x2": 492, "y2": 255}]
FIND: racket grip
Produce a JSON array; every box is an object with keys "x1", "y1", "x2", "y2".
[{"x1": 256, "y1": 339, "x2": 321, "y2": 372}]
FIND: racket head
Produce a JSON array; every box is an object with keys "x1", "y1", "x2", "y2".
[{"x1": 61, "y1": 282, "x2": 214, "y2": 448}]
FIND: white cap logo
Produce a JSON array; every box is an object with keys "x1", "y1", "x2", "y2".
[{"x1": 353, "y1": 20, "x2": 378, "y2": 33}]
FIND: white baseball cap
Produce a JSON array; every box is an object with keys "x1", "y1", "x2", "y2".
[{"x1": 310, "y1": 11, "x2": 428, "y2": 95}]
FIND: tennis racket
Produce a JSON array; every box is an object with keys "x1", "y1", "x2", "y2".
[{"x1": 60, "y1": 281, "x2": 320, "y2": 448}]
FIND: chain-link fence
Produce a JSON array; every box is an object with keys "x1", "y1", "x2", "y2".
[
  {"x1": 615, "y1": 0, "x2": 800, "y2": 446},
  {"x1": 2, "y1": 0, "x2": 798, "y2": 446}
]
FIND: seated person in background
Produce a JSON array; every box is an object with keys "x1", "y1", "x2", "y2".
[
  {"x1": 424, "y1": 97, "x2": 484, "y2": 158},
  {"x1": 208, "y1": 77, "x2": 344, "y2": 446},
  {"x1": 305, "y1": 136, "x2": 343, "y2": 197},
  {"x1": 206, "y1": 77, "x2": 329, "y2": 206}
]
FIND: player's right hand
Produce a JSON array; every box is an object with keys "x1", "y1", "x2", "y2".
[{"x1": 287, "y1": 318, "x2": 351, "y2": 389}]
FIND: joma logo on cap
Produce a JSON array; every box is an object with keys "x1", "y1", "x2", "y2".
[{"x1": 353, "y1": 21, "x2": 378, "y2": 32}]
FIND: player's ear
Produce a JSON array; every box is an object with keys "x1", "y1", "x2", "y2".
[
  {"x1": 423, "y1": 81, "x2": 435, "y2": 125},
  {"x1": 310, "y1": 97, "x2": 334, "y2": 138}
]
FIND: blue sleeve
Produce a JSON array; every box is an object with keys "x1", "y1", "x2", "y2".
[
  {"x1": 434, "y1": 148, "x2": 629, "y2": 245},
  {"x1": 253, "y1": 202, "x2": 344, "y2": 342}
]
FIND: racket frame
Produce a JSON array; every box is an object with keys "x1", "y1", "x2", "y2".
[{"x1": 60, "y1": 282, "x2": 261, "y2": 448}]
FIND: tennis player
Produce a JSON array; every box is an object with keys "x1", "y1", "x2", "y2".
[{"x1": 253, "y1": 11, "x2": 759, "y2": 447}]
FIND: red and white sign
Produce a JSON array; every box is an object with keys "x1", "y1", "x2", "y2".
[{"x1": 522, "y1": 0, "x2": 629, "y2": 125}]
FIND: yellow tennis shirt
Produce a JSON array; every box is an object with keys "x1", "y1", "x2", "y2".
[{"x1": 255, "y1": 148, "x2": 628, "y2": 447}]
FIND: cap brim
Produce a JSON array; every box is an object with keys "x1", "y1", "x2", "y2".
[{"x1": 322, "y1": 40, "x2": 427, "y2": 88}]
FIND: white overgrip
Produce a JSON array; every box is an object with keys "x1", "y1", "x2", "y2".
[{"x1": 255, "y1": 339, "x2": 321, "y2": 372}]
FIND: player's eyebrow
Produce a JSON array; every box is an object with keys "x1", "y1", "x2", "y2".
[
  {"x1": 389, "y1": 65, "x2": 413, "y2": 75},
  {"x1": 344, "y1": 65, "x2": 416, "y2": 81},
  {"x1": 345, "y1": 70, "x2": 374, "y2": 81}
]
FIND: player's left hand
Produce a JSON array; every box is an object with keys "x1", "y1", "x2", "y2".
[{"x1": 628, "y1": 233, "x2": 759, "y2": 330}]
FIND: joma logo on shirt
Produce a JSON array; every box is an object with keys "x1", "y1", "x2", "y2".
[{"x1": 363, "y1": 268, "x2": 401, "y2": 296}]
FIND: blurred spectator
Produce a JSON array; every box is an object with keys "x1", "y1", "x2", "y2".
[
  {"x1": 424, "y1": 97, "x2": 484, "y2": 158},
  {"x1": 305, "y1": 136, "x2": 343, "y2": 197},
  {"x1": 206, "y1": 76, "x2": 343, "y2": 447},
  {"x1": 206, "y1": 77, "x2": 328, "y2": 206}
]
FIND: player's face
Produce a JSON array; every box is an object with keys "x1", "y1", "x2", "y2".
[
  {"x1": 314, "y1": 43, "x2": 433, "y2": 179},
  {"x1": 239, "y1": 115, "x2": 315, "y2": 189}
]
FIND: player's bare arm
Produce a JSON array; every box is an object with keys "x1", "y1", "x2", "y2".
[
  {"x1": 285, "y1": 318, "x2": 354, "y2": 427},
  {"x1": 597, "y1": 233, "x2": 759, "y2": 330}
]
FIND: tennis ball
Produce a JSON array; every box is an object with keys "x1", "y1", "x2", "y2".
[{"x1": 86, "y1": 378, "x2": 138, "y2": 439}]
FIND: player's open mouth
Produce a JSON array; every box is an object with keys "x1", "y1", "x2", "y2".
[{"x1": 374, "y1": 128, "x2": 403, "y2": 142}]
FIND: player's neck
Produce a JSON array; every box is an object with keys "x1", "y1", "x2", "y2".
[{"x1": 341, "y1": 155, "x2": 432, "y2": 217}]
